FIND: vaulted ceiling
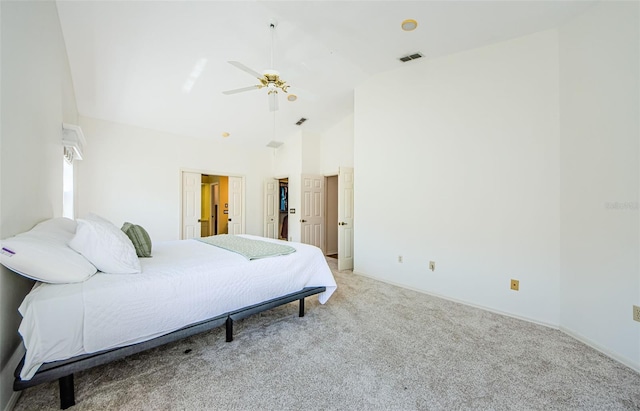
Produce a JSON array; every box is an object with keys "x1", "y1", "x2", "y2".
[{"x1": 56, "y1": 1, "x2": 594, "y2": 149}]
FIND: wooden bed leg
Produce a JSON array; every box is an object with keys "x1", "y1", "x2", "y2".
[
  {"x1": 59, "y1": 374, "x2": 75, "y2": 409},
  {"x1": 226, "y1": 317, "x2": 233, "y2": 342},
  {"x1": 299, "y1": 297, "x2": 305, "y2": 317}
]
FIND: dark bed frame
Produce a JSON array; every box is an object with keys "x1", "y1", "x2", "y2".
[{"x1": 13, "y1": 286, "x2": 326, "y2": 409}]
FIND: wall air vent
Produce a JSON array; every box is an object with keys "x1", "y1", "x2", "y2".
[
  {"x1": 295, "y1": 118, "x2": 307, "y2": 126},
  {"x1": 399, "y1": 52, "x2": 423, "y2": 63},
  {"x1": 266, "y1": 141, "x2": 284, "y2": 148}
]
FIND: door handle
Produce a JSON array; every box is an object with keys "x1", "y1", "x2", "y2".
[
  {"x1": 228, "y1": 218, "x2": 232, "y2": 222},
  {"x1": 339, "y1": 222, "x2": 347, "y2": 226},
  {"x1": 198, "y1": 219, "x2": 202, "y2": 222},
  {"x1": 300, "y1": 219, "x2": 307, "y2": 223}
]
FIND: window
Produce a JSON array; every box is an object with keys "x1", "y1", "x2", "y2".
[{"x1": 63, "y1": 149, "x2": 74, "y2": 219}]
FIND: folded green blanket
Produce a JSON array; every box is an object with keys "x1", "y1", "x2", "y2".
[{"x1": 196, "y1": 235, "x2": 295, "y2": 260}]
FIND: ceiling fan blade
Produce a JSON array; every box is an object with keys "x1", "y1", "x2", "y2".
[
  {"x1": 228, "y1": 61, "x2": 263, "y2": 80},
  {"x1": 268, "y1": 92, "x2": 279, "y2": 112},
  {"x1": 222, "y1": 85, "x2": 260, "y2": 95}
]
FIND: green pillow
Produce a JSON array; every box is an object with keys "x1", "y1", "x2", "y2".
[{"x1": 121, "y1": 222, "x2": 152, "y2": 258}]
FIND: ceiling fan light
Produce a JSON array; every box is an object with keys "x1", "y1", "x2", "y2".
[
  {"x1": 287, "y1": 94, "x2": 297, "y2": 102},
  {"x1": 401, "y1": 19, "x2": 418, "y2": 31}
]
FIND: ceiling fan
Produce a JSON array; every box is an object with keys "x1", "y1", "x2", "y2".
[{"x1": 222, "y1": 20, "x2": 289, "y2": 112}]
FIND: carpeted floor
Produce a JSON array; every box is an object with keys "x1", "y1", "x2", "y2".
[{"x1": 14, "y1": 258, "x2": 640, "y2": 410}]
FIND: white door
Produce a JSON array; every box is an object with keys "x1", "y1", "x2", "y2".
[
  {"x1": 301, "y1": 174, "x2": 324, "y2": 251},
  {"x1": 182, "y1": 171, "x2": 202, "y2": 239},
  {"x1": 263, "y1": 178, "x2": 278, "y2": 238},
  {"x1": 228, "y1": 176, "x2": 244, "y2": 234},
  {"x1": 338, "y1": 167, "x2": 354, "y2": 271}
]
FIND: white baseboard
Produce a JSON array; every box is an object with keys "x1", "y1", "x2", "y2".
[
  {"x1": 352, "y1": 270, "x2": 559, "y2": 329},
  {"x1": 2, "y1": 345, "x2": 24, "y2": 411},
  {"x1": 352, "y1": 270, "x2": 640, "y2": 374},
  {"x1": 560, "y1": 326, "x2": 640, "y2": 374}
]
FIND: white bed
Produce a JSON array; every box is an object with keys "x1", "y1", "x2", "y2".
[{"x1": 18, "y1": 234, "x2": 337, "y2": 380}]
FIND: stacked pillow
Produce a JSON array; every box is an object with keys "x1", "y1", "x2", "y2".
[
  {"x1": 0, "y1": 217, "x2": 97, "y2": 283},
  {"x1": 1, "y1": 214, "x2": 151, "y2": 284},
  {"x1": 69, "y1": 214, "x2": 141, "y2": 274}
]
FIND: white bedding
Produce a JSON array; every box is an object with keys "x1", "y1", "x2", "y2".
[{"x1": 18, "y1": 235, "x2": 336, "y2": 380}]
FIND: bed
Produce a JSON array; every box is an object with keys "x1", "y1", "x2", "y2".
[{"x1": 1, "y1": 216, "x2": 337, "y2": 409}]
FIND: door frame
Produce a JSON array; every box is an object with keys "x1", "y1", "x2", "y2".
[
  {"x1": 180, "y1": 168, "x2": 246, "y2": 239},
  {"x1": 324, "y1": 174, "x2": 339, "y2": 256}
]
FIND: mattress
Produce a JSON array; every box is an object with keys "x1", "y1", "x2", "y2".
[{"x1": 18, "y1": 235, "x2": 337, "y2": 380}]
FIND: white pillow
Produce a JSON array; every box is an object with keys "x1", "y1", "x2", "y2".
[
  {"x1": 0, "y1": 218, "x2": 97, "y2": 283},
  {"x1": 69, "y1": 214, "x2": 141, "y2": 274}
]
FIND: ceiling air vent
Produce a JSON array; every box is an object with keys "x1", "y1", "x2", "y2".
[
  {"x1": 295, "y1": 118, "x2": 307, "y2": 126},
  {"x1": 399, "y1": 52, "x2": 423, "y2": 63},
  {"x1": 266, "y1": 141, "x2": 284, "y2": 149}
]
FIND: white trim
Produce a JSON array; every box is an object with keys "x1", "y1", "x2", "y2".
[
  {"x1": 352, "y1": 270, "x2": 558, "y2": 329},
  {"x1": 1, "y1": 345, "x2": 25, "y2": 411},
  {"x1": 560, "y1": 327, "x2": 640, "y2": 374},
  {"x1": 352, "y1": 270, "x2": 640, "y2": 374}
]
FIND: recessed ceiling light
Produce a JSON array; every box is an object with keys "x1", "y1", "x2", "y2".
[
  {"x1": 401, "y1": 19, "x2": 418, "y2": 32},
  {"x1": 221, "y1": 132, "x2": 230, "y2": 138},
  {"x1": 287, "y1": 94, "x2": 297, "y2": 102}
]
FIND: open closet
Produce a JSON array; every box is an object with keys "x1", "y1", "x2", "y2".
[{"x1": 279, "y1": 178, "x2": 288, "y2": 240}]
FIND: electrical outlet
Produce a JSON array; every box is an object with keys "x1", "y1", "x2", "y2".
[
  {"x1": 429, "y1": 261, "x2": 435, "y2": 271},
  {"x1": 398, "y1": 255, "x2": 403, "y2": 263},
  {"x1": 633, "y1": 305, "x2": 640, "y2": 322},
  {"x1": 510, "y1": 279, "x2": 519, "y2": 291}
]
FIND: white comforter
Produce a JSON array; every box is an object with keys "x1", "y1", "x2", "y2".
[{"x1": 18, "y1": 235, "x2": 336, "y2": 379}]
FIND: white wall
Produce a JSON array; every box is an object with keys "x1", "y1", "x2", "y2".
[
  {"x1": 76, "y1": 117, "x2": 273, "y2": 241},
  {"x1": 354, "y1": 30, "x2": 561, "y2": 325},
  {"x1": 0, "y1": 1, "x2": 79, "y2": 409},
  {"x1": 301, "y1": 131, "x2": 322, "y2": 174},
  {"x1": 558, "y1": 1, "x2": 639, "y2": 370},
  {"x1": 321, "y1": 113, "x2": 354, "y2": 176}
]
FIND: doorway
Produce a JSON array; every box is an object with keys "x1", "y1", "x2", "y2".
[
  {"x1": 324, "y1": 167, "x2": 354, "y2": 271},
  {"x1": 325, "y1": 175, "x2": 338, "y2": 258},
  {"x1": 201, "y1": 175, "x2": 228, "y2": 237},
  {"x1": 279, "y1": 178, "x2": 288, "y2": 240},
  {"x1": 181, "y1": 171, "x2": 244, "y2": 240}
]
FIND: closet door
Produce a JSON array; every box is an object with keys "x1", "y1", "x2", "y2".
[
  {"x1": 300, "y1": 174, "x2": 324, "y2": 251},
  {"x1": 181, "y1": 171, "x2": 202, "y2": 239},
  {"x1": 263, "y1": 178, "x2": 278, "y2": 238},
  {"x1": 227, "y1": 176, "x2": 245, "y2": 234}
]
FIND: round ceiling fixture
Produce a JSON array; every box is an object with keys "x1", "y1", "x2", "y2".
[
  {"x1": 221, "y1": 132, "x2": 230, "y2": 138},
  {"x1": 287, "y1": 94, "x2": 297, "y2": 102},
  {"x1": 401, "y1": 19, "x2": 418, "y2": 31}
]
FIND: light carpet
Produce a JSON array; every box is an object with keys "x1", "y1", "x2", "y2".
[{"x1": 14, "y1": 258, "x2": 640, "y2": 410}]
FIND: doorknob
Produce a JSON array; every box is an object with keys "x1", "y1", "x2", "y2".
[
  {"x1": 300, "y1": 219, "x2": 307, "y2": 223},
  {"x1": 339, "y1": 222, "x2": 347, "y2": 226},
  {"x1": 228, "y1": 218, "x2": 232, "y2": 222},
  {"x1": 198, "y1": 219, "x2": 202, "y2": 222}
]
